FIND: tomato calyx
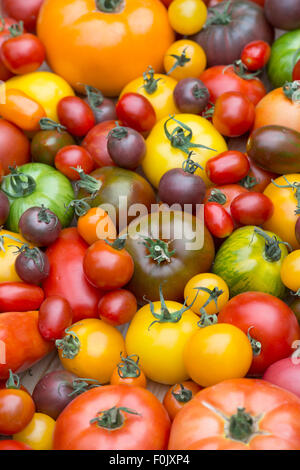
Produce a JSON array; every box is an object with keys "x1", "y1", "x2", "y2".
[
  {"x1": 0, "y1": 230, "x2": 23, "y2": 253},
  {"x1": 141, "y1": 236, "x2": 176, "y2": 264},
  {"x1": 65, "y1": 197, "x2": 92, "y2": 218},
  {"x1": 8, "y1": 21, "x2": 24, "y2": 38},
  {"x1": 84, "y1": 85, "x2": 104, "y2": 110},
  {"x1": 247, "y1": 327, "x2": 261, "y2": 356},
  {"x1": 105, "y1": 234, "x2": 127, "y2": 251},
  {"x1": 108, "y1": 123, "x2": 128, "y2": 140},
  {"x1": 117, "y1": 354, "x2": 141, "y2": 379},
  {"x1": 90, "y1": 406, "x2": 140, "y2": 430},
  {"x1": 253, "y1": 227, "x2": 290, "y2": 263},
  {"x1": 196, "y1": 287, "x2": 223, "y2": 328},
  {"x1": 228, "y1": 408, "x2": 256, "y2": 443},
  {"x1": 207, "y1": 189, "x2": 227, "y2": 205},
  {"x1": 73, "y1": 167, "x2": 102, "y2": 196},
  {"x1": 142, "y1": 66, "x2": 161, "y2": 95},
  {"x1": 96, "y1": 0, "x2": 124, "y2": 13},
  {"x1": 148, "y1": 285, "x2": 191, "y2": 329},
  {"x1": 182, "y1": 152, "x2": 203, "y2": 174},
  {"x1": 239, "y1": 174, "x2": 258, "y2": 190},
  {"x1": 39, "y1": 118, "x2": 67, "y2": 133},
  {"x1": 205, "y1": 1, "x2": 232, "y2": 27},
  {"x1": 2, "y1": 167, "x2": 36, "y2": 198},
  {"x1": 5, "y1": 370, "x2": 21, "y2": 390},
  {"x1": 14, "y1": 244, "x2": 46, "y2": 272},
  {"x1": 272, "y1": 177, "x2": 300, "y2": 215},
  {"x1": 61, "y1": 378, "x2": 101, "y2": 398},
  {"x1": 38, "y1": 205, "x2": 59, "y2": 226},
  {"x1": 231, "y1": 60, "x2": 261, "y2": 81},
  {"x1": 167, "y1": 48, "x2": 191, "y2": 76},
  {"x1": 56, "y1": 327, "x2": 81, "y2": 359},
  {"x1": 283, "y1": 81, "x2": 300, "y2": 103},
  {"x1": 172, "y1": 384, "x2": 193, "y2": 404}
]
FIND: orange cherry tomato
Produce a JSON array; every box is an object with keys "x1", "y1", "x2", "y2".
[
  {"x1": 77, "y1": 207, "x2": 117, "y2": 246},
  {"x1": 163, "y1": 381, "x2": 201, "y2": 421},
  {"x1": 0, "y1": 89, "x2": 46, "y2": 132},
  {"x1": 110, "y1": 354, "x2": 147, "y2": 388}
]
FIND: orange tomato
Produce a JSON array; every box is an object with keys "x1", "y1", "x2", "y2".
[
  {"x1": 37, "y1": 0, "x2": 175, "y2": 97},
  {"x1": 77, "y1": 207, "x2": 117, "y2": 246},
  {"x1": 163, "y1": 381, "x2": 201, "y2": 421},
  {"x1": 110, "y1": 354, "x2": 147, "y2": 388},
  {"x1": 0, "y1": 89, "x2": 46, "y2": 132},
  {"x1": 164, "y1": 40, "x2": 207, "y2": 81}
]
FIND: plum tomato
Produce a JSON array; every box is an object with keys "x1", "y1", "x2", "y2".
[
  {"x1": 98, "y1": 289, "x2": 137, "y2": 326},
  {"x1": 38, "y1": 295, "x2": 73, "y2": 341},
  {"x1": 55, "y1": 145, "x2": 95, "y2": 180},
  {"x1": 116, "y1": 93, "x2": 156, "y2": 133},
  {"x1": 212, "y1": 91, "x2": 255, "y2": 137},
  {"x1": 230, "y1": 192, "x2": 274, "y2": 226},
  {"x1": 204, "y1": 202, "x2": 234, "y2": 238},
  {"x1": 241, "y1": 40, "x2": 271, "y2": 72},
  {"x1": 57, "y1": 96, "x2": 95, "y2": 137},
  {"x1": 18, "y1": 206, "x2": 62, "y2": 246},
  {"x1": 206, "y1": 151, "x2": 250, "y2": 185}
]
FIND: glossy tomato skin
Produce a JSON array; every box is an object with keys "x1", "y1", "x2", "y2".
[
  {"x1": 31, "y1": 129, "x2": 75, "y2": 166},
  {"x1": 19, "y1": 206, "x2": 62, "y2": 247},
  {"x1": 204, "y1": 202, "x2": 234, "y2": 238},
  {"x1": 77, "y1": 207, "x2": 117, "y2": 246},
  {"x1": 15, "y1": 248, "x2": 50, "y2": 286},
  {"x1": 2, "y1": 0, "x2": 44, "y2": 32},
  {"x1": 98, "y1": 289, "x2": 137, "y2": 326},
  {"x1": 13, "y1": 412, "x2": 55, "y2": 450},
  {"x1": 230, "y1": 192, "x2": 274, "y2": 226},
  {"x1": 173, "y1": 78, "x2": 210, "y2": 114},
  {"x1": 0, "y1": 120, "x2": 30, "y2": 175},
  {"x1": 241, "y1": 40, "x2": 271, "y2": 72},
  {"x1": 264, "y1": 0, "x2": 300, "y2": 31},
  {"x1": 38, "y1": 296, "x2": 73, "y2": 341},
  {"x1": 242, "y1": 156, "x2": 276, "y2": 193},
  {"x1": 204, "y1": 184, "x2": 249, "y2": 219},
  {"x1": 57, "y1": 97, "x2": 95, "y2": 137},
  {"x1": 218, "y1": 292, "x2": 300, "y2": 375},
  {"x1": 0, "y1": 388, "x2": 35, "y2": 435},
  {"x1": 158, "y1": 168, "x2": 206, "y2": 210},
  {"x1": 0, "y1": 283, "x2": 44, "y2": 313},
  {"x1": 213, "y1": 91, "x2": 255, "y2": 137},
  {"x1": 107, "y1": 127, "x2": 146, "y2": 170},
  {"x1": 116, "y1": 93, "x2": 156, "y2": 133},
  {"x1": 82, "y1": 121, "x2": 117, "y2": 168},
  {"x1": 0, "y1": 31, "x2": 14, "y2": 81},
  {"x1": 0, "y1": 440, "x2": 32, "y2": 450},
  {"x1": 206, "y1": 151, "x2": 249, "y2": 185},
  {"x1": 163, "y1": 381, "x2": 201, "y2": 421},
  {"x1": 1, "y1": 33, "x2": 45, "y2": 75},
  {"x1": 55, "y1": 146, "x2": 94, "y2": 180},
  {"x1": 263, "y1": 357, "x2": 300, "y2": 398}
]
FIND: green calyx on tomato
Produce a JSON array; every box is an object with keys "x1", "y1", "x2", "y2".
[
  {"x1": 271, "y1": 176, "x2": 300, "y2": 215},
  {"x1": 39, "y1": 118, "x2": 67, "y2": 133},
  {"x1": 56, "y1": 327, "x2": 81, "y2": 359},
  {"x1": 196, "y1": 286, "x2": 223, "y2": 328},
  {"x1": 253, "y1": 227, "x2": 290, "y2": 263},
  {"x1": 182, "y1": 152, "x2": 203, "y2": 173},
  {"x1": 0, "y1": 232, "x2": 22, "y2": 252},
  {"x1": 148, "y1": 285, "x2": 191, "y2": 329},
  {"x1": 227, "y1": 408, "x2": 256, "y2": 444},
  {"x1": 38, "y1": 205, "x2": 59, "y2": 226},
  {"x1": 282, "y1": 81, "x2": 300, "y2": 101},
  {"x1": 239, "y1": 174, "x2": 258, "y2": 190},
  {"x1": 14, "y1": 244, "x2": 46, "y2": 271},
  {"x1": 172, "y1": 384, "x2": 193, "y2": 404},
  {"x1": 117, "y1": 354, "x2": 141, "y2": 379},
  {"x1": 167, "y1": 48, "x2": 191, "y2": 76},
  {"x1": 105, "y1": 234, "x2": 127, "y2": 251},
  {"x1": 142, "y1": 66, "x2": 161, "y2": 95},
  {"x1": 84, "y1": 85, "x2": 104, "y2": 110},
  {"x1": 65, "y1": 378, "x2": 102, "y2": 398},
  {"x1": 73, "y1": 168, "x2": 102, "y2": 196},
  {"x1": 142, "y1": 236, "x2": 176, "y2": 265},
  {"x1": 5, "y1": 370, "x2": 21, "y2": 390},
  {"x1": 8, "y1": 21, "x2": 24, "y2": 38},
  {"x1": 247, "y1": 327, "x2": 262, "y2": 357},
  {"x1": 65, "y1": 197, "x2": 92, "y2": 218},
  {"x1": 231, "y1": 60, "x2": 261, "y2": 81},
  {"x1": 208, "y1": 188, "x2": 227, "y2": 205},
  {"x1": 108, "y1": 123, "x2": 128, "y2": 140},
  {"x1": 90, "y1": 406, "x2": 140, "y2": 430},
  {"x1": 205, "y1": 0, "x2": 232, "y2": 26},
  {"x1": 2, "y1": 167, "x2": 36, "y2": 198},
  {"x1": 96, "y1": 0, "x2": 123, "y2": 14}
]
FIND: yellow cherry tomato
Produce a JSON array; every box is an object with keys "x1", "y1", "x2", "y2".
[
  {"x1": 168, "y1": 0, "x2": 207, "y2": 36},
  {"x1": 143, "y1": 113, "x2": 228, "y2": 188},
  {"x1": 120, "y1": 66, "x2": 179, "y2": 121},
  {"x1": 184, "y1": 273, "x2": 229, "y2": 316},
  {"x1": 14, "y1": 413, "x2": 55, "y2": 451},
  {"x1": 281, "y1": 250, "x2": 300, "y2": 293},
  {"x1": 263, "y1": 174, "x2": 300, "y2": 250},
  {"x1": 0, "y1": 229, "x2": 31, "y2": 283},
  {"x1": 184, "y1": 323, "x2": 253, "y2": 387},
  {"x1": 6, "y1": 72, "x2": 74, "y2": 122},
  {"x1": 57, "y1": 319, "x2": 125, "y2": 384},
  {"x1": 164, "y1": 40, "x2": 207, "y2": 80},
  {"x1": 125, "y1": 294, "x2": 199, "y2": 385}
]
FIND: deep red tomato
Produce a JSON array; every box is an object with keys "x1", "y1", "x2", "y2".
[
  {"x1": 218, "y1": 292, "x2": 300, "y2": 376},
  {"x1": 82, "y1": 120, "x2": 118, "y2": 168},
  {"x1": 1, "y1": 29, "x2": 45, "y2": 75},
  {"x1": 204, "y1": 202, "x2": 234, "y2": 238},
  {"x1": 240, "y1": 156, "x2": 277, "y2": 193},
  {"x1": 116, "y1": 93, "x2": 156, "y2": 133},
  {"x1": 98, "y1": 289, "x2": 137, "y2": 326},
  {"x1": 57, "y1": 96, "x2": 95, "y2": 137},
  {"x1": 206, "y1": 150, "x2": 250, "y2": 185},
  {"x1": 55, "y1": 145, "x2": 94, "y2": 181},
  {"x1": 163, "y1": 381, "x2": 201, "y2": 421},
  {"x1": 0, "y1": 282, "x2": 44, "y2": 313},
  {"x1": 213, "y1": 91, "x2": 255, "y2": 137},
  {"x1": 2, "y1": 0, "x2": 44, "y2": 32},
  {"x1": 0, "y1": 119, "x2": 30, "y2": 174},
  {"x1": 54, "y1": 385, "x2": 170, "y2": 450},
  {"x1": 204, "y1": 184, "x2": 249, "y2": 219},
  {"x1": 293, "y1": 59, "x2": 300, "y2": 81},
  {"x1": 0, "y1": 30, "x2": 14, "y2": 80},
  {"x1": 0, "y1": 388, "x2": 35, "y2": 435},
  {"x1": 0, "y1": 440, "x2": 32, "y2": 450},
  {"x1": 38, "y1": 295, "x2": 73, "y2": 341},
  {"x1": 241, "y1": 40, "x2": 271, "y2": 72},
  {"x1": 230, "y1": 192, "x2": 274, "y2": 226}
]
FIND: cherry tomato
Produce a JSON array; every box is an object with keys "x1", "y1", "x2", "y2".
[
  {"x1": 164, "y1": 40, "x2": 206, "y2": 81},
  {"x1": 204, "y1": 202, "x2": 234, "y2": 238},
  {"x1": 168, "y1": 0, "x2": 207, "y2": 35},
  {"x1": 13, "y1": 412, "x2": 55, "y2": 450},
  {"x1": 55, "y1": 145, "x2": 94, "y2": 181},
  {"x1": 82, "y1": 120, "x2": 118, "y2": 168},
  {"x1": 184, "y1": 273, "x2": 229, "y2": 316},
  {"x1": 2, "y1": 0, "x2": 44, "y2": 32},
  {"x1": 241, "y1": 40, "x2": 271, "y2": 72},
  {"x1": 110, "y1": 354, "x2": 147, "y2": 388},
  {"x1": 0, "y1": 387, "x2": 35, "y2": 435},
  {"x1": 163, "y1": 381, "x2": 201, "y2": 421},
  {"x1": 57, "y1": 96, "x2": 95, "y2": 137},
  {"x1": 0, "y1": 440, "x2": 32, "y2": 450},
  {"x1": 206, "y1": 151, "x2": 250, "y2": 185},
  {"x1": 280, "y1": 250, "x2": 300, "y2": 293},
  {"x1": 204, "y1": 184, "x2": 249, "y2": 219},
  {"x1": 38, "y1": 295, "x2": 73, "y2": 341},
  {"x1": 15, "y1": 245, "x2": 50, "y2": 286},
  {"x1": 98, "y1": 289, "x2": 137, "y2": 326},
  {"x1": 230, "y1": 192, "x2": 274, "y2": 226},
  {"x1": 240, "y1": 156, "x2": 277, "y2": 193},
  {"x1": 213, "y1": 91, "x2": 255, "y2": 137},
  {"x1": 116, "y1": 93, "x2": 156, "y2": 133},
  {"x1": 0, "y1": 30, "x2": 14, "y2": 81},
  {"x1": 19, "y1": 206, "x2": 62, "y2": 247},
  {"x1": 293, "y1": 59, "x2": 300, "y2": 81}
]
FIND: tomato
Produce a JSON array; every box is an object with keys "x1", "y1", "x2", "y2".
[
  {"x1": 110, "y1": 355, "x2": 147, "y2": 388},
  {"x1": 218, "y1": 292, "x2": 300, "y2": 376},
  {"x1": 0, "y1": 119, "x2": 30, "y2": 175},
  {"x1": 212, "y1": 91, "x2": 255, "y2": 137},
  {"x1": 293, "y1": 59, "x2": 300, "y2": 81},
  {"x1": 268, "y1": 30, "x2": 300, "y2": 89},
  {"x1": 169, "y1": 378, "x2": 300, "y2": 450},
  {"x1": 31, "y1": 128, "x2": 75, "y2": 167},
  {"x1": 38, "y1": 296, "x2": 73, "y2": 341},
  {"x1": 0, "y1": 29, "x2": 14, "y2": 81},
  {"x1": 98, "y1": 289, "x2": 137, "y2": 327},
  {"x1": 57, "y1": 97, "x2": 95, "y2": 137},
  {"x1": 78, "y1": 207, "x2": 117, "y2": 246},
  {"x1": 241, "y1": 156, "x2": 276, "y2": 193},
  {"x1": 14, "y1": 413, "x2": 55, "y2": 451},
  {"x1": 107, "y1": 125, "x2": 146, "y2": 170},
  {"x1": 143, "y1": 114, "x2": 227, "y2": 188},
  {"x1": 0, "y1": 229, "x2": 31, "y2": 283},
  {"x1": 263, "y1": 357, "x2": 300, "y2": 399},
  {"x1": 164, "y1": 40, "x2": 206, "y2": 81},
  {"x1": 116, "y1": 93, "x2": 156, "y2": 133},
  {"x1": 6, "y1": 71, "x2": 74, "y2": 122},
  {"x1": 18, "y1": 206, "x2": 62, "y2": 247},
  {"x1": 163, "y1": 381, "x2": 201, "y2": 421},
  {"x1": 184, "y1": 324, "x2": 252, "y2": 387},
  {"x1": 184, "y1": 273, "x2": 229, "y2": 317},
  {"x1": 204, "y1": 202, "x2": 234, "y2": 238},
  {"x1": 2, "y1": 0, "x2": 44, "y2": 32},
  {"x1": 204, "y1": 184, "x2": 249, "y2": 219},
  {"x1": 14, "y1": 245, "x2": 50, "y2": 286},
  {"x1": 281, "y1": 250, "x2": 300, "y2": 293},
  {"x1": 0, "y1": 282, "x2": 44, "y2": 313},
  {"x1": 37, "y1": 0, "x2": 174, "y2": 97},
  {"x1": 0, "y1": 440, "x2": 31, "y2": 450},
  {"x1": 0, "y1": 387, "x2": 35, "y2": 435},
  {"x1": 174, "y1": 78, "x2": 210, "y2": 114},
  {"x1": 241, "y1": 40, "x2": 271, "y2": 72},
  {"x1": 206, "y1": 151, "x2": 250, "y2": 185},
  {"x1": 168, "y1": 0, "x2": 207, "y2": 35},
  {"x1": 82, "y1": 120, "x2": 117, "y2": 168},
  {"x1": 84, "y1": 85, "x2": 117, "y2": 125},
  {"x1": 0, "y1": 89, "x2": 46, "y2": 132},
  {"x1": 54, "y1": 385, "x2": 170, "y2": 450},
  {"x1": 56, "y1": 319, "x2": 125, "y2": 384},
  {"x1": 55, "y1": 146, "x2": 94, "y2": 181},
  {"x1": 83, "y1": 238, "x2": 134, "y2": 290},
  {"x1": 263, "y1": 174, "x2": 300, "y2": 250},
  {"x1": 230, "y1": 192, "x2": 274, "y2": 226}
]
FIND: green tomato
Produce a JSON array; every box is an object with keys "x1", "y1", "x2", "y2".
[
  {"x1": 213, "y1": 226, "x2": 288, "y2": 299},
  {"x1": 268, "y1": 29, "x2": 300, "y2": 88},
  {"x1": 2, "y1": 163, "x2": 75, "y2": 232}
]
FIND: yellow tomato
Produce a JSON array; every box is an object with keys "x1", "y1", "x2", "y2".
[
  {"x1": 263, "y1": 174, "x2": 300, "y2": 250},
  {"x1": 14, "y1": 413, "x2": 55, "y2": 451},
  {"x1": 125, "y1": 298, "x2": 199, "y2": 385},
  {"x1": 184, "y1": 323, "x2": 253, "y2": 387},
  {"x1": 168, "y1": 0, "x2": 207, "y2": 35},
  {"x1": 6, "y1": 72, "x2": 74, "y2": 121},
  {"x1": 57, "y1": 319, "x2": 125, "y2": 384},
  {"x1": 0, "y1": 229, "x2": 30, "y2": 283},
  {"x1": 164, "y1": 40, "x2": 207, "y2": 80},
  {"x1": 120, "y1": 67, "x2": 179, "y2": 121},
  {"x1": 184, "y1": 273, "x2": 229, "y2": 316},
  {"x1": 143, "y1": 113, "x2": 228, "y2": 188},
  {"x1": 281, "y1": 250, "x2": 300, "y2": 293}
]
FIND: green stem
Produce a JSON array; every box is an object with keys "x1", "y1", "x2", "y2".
[
  {"x1": 39, "y1": 118, "x2": 67, "y2": 133},
  {"x1": 105, "y1": 234, "x2": 127, "y2": 250},
  {"x1": 96, "y1": 0, "x2": 123, "y2": 13},
  {"x1": 253, "y1": 227, "x2": 290, "y2": 262},
  {"x1": 142, "y1": 66, "x2": 161, "y2": 95},
  {"x1": 108, "y1": 123, "x2": 128, "y2": 140},
  {"x1": 167, "y1": 48, "x2": 191, "y2": 76},
  {"x1": 14, "y1": 244, "x2": 46, "y2": 273},
  {"x1": 68, "y1": 378, "x2": 101, "y2": 397},
  {"x1": 90, "y1": 406, "x2": 140, "y2": 430},
  {"x1": 2, "y1": 167, "x2": 36, "y2": 198},
  {"x1": 182, "y1": 152, "x2": 203, "y2": 174},
  {"x1": 172, "y1": 384, "x2": 192, "y2": 404},
  {"x1": 148, "y1": 285, "x2": 191, "y2": 330},
  {"x1": 228, "y1": 408, "x2": 255, "y2": 443},
  {"x1": 8, "y1": 21, "x2": 24, "y2": 37},
  {"x1": 0, "y1": 232, "x2": 23, "y2": 253},
  {"x1": 207, "y1": 189, "x2": 227, "y2": 205},
  {"x1": 117, "y1": 354, "x2": 141, "y2": 379},
  {"x1": 231, "y1": 60, "x2": 261, "y2": 81},
  {"x1": 247, "y1": 327, "x2": 261, "y2": 357},
  {"x1": 6, "y1": 370, "x2": 21, "y2": 390},
  {"x1": 272, "y1": 177, "x2": 300, "y2": 215},
  {"x1": 239, "y1": 175, "x2": 258, "y2": 190},
  {"x1": 38, "y1": 205, "x2": 59, "y2": 226},
  {"x1": 73, "y1": 168, "x2": 102, "y2": 196},
  {"x1": 283, "y1": 81, "x2": 300, "y2": 102},
  {"x1": 205, "y1": 1, "x2": 232, "y2": 27},
  {"x1": 141, "y1": 235, "x2": 176, "y2": 264},
  {"x1": 65, "y1": 198, "x2": 91, "y2": 218},
  {"x1": 56, "y1": 327, "x2": 81, "y2": 359},
  {"x1": 84, "y1": 85, "x2": 104, "y2": 109}
]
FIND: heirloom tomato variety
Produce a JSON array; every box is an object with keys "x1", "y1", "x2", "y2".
[
  {"x1": 164, "y1": 40, "x2": 207, "y2": 81},
  {"x1": 163, "y1": 381, "x2": 201, "y2": 421},
  {"x1": 110, "y1": 354, "x2": 147, "y2": 388},
  {"x1": 77, "y1": 207, "x2": 117, "y2": 246},
  {"x1": 0, "y1": 282, "x2": 44, "y2": 313},
  {"x1": 184, "y1": 273, "x2": 229, "y2": 316},
  {"x1": 241, "y1": 40, "x2": 271, "y2": 72},
  {"x1": 0, "y1": 386, "x2": 35, "y2": 435},
  {"x1": 0, "y1": 90, "x2": 46, "y2": 132},
  {"x1": 0, "y1": 119, "x2": 30, "y2": 175},
  {"x1": 14, "y1": 413, "x2": 55, "y2": 451},
  {"x1": 280, "y1": 250, "x2": 300, "y2": 293},
  {"x1": 2, "y1": 0, "x2": 44, "y2": 32},
  {"x1": 168, "y1": 0, "x2": 207, "y2": 35}
]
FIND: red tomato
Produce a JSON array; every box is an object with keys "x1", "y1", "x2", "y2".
[
  {"x1": 161, "y1": 0, "x2": 174, "y2": 6},
  {"x1": 213, "y1": 91, "x2": 255, "y2": 137},
  {"x1": 0, "y1": 119, "x2": 30, "y2": 175},
  {"x1": 206, "y1": 150, "x2": 250, "y2": 185},
  {"x1": 82, "y1": 120, "x2": 118, "y2": 168},
  {"x1": 0, "y1": 388, "x2": 35, "y2": 435},
  {"x1": 218, "y1": 292, "x2": 300, "y2": 375},
  {"x1": 98, "y1": 289, "x2": 137, "y2": 326},
  {"x1": 55, "y1": 145, "x2": 94, "y2": 181},
  {"x1": 0, "y1": 440, "x2": 32, "y2": 450},
  {"x1": 116, "y1": 93, "x2": 156, "y2": 133},
  {"x1": 1, "y1": 30, "x2": 45, "y2": 75},
  {"x1": 230, "y1": 192, "x2": 274, "y2": 226},
  {"x1": 57, "y1": 97, "x2": 95, "y2": 137},
  {"x1": 204, "y1": 184, "x2": 249, "y2": 219},
  {"x1": 0, "y1": 282, "x2": 44, "y2": 313},
  {"x1": 293, "y1": 59, "x2": 300, "y2": 81},
  {"x1": 241, "y1": 40, "x2": 271, "y2": 72},
  {"x1": 54, "y1": 385, "x2": 170, "y2": 450},
  {"x1": 2, "y1": 0, "x2": 44, "y2": 32},
  {"x1": 163, "y1": 381, "x2": 201, "y2": 421},
  {"x1": 204, "y1": 202, "x2": 234, "y2": 238},
  {"x1": 240, "y1": 156, "x2": 277, "y2": 193},
  {"x1": 0, "y1": 30, "x2": 14, "y2": 80},
  {"x1": 38, "y1": 296, "x2": 73, "y2": 341}
]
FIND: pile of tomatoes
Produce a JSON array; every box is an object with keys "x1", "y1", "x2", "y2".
[{"x1": 1, "y1": 0, "x2": 300, "y2": 452}]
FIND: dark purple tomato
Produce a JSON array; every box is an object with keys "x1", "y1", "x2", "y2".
[
  {"x1": 0, "y1": 191, "x2": 10, "y2": 225},
  {"x1": 18, "y1": 206, "x2": 62, "y2": 246},
  {"x1": 31, "y1": 129, "x2": 75, "y2": 166},
  {"x1": 264, "y1": 0, "x2": 300, "y2": 30},
  {"x1": 107, "y1": 125, "x2": 146, "y2": 170},
  {"x1": 84, "y1": 85, "x2": 117, "y2": 124},
  {"x1": 15, "y1": 245, "x2": 50, "y2": 285},
  {"x1": 38, "y1": 296, "x2": 73, "y2": 341},
  {"x1": 173, "y1": 78, "x2": 210, "y2": 114},
  {"x1": 296, "y1": 218, "x2": 300, "y2": 245}
]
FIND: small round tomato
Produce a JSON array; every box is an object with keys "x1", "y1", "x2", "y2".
[
  {"x1": 116, "y1": 93, "x2": 156, "y2": 133},
  {"x1": 82, "y1": 120, "x2": 118, "y2": 168},
  {"x1": 184, "y1": 273, "x2": 229, "y2": 316},
  {"x1": 164, "y1": 40, "x2": 206, "y2": 80},
  {"x1": 168, "y1": 0, "x2": 207, "y2": 35},
  {"x1": 204, "y1": 202, "x2": 234, "y2": 238},
  {"x1": 213, "y1": 91, "x2": 255, "y2": 137},
  {"x1": 163, "y1": 381, "x2": 201, "y2": 421},
  {"x1": 98, "y1": 289, "x2": 137, "y2": 327},
  {"x1": 18, "y1": 206, "x2": 62, "y2": 247},
  {"x1": 77, "y1": 207, "x2": 117, "y2": 246},
  {"x1": 38, "y1": 296, "x2": 73, "y2": 341},
  {"x1": 110, "y1": 354, "x2": 147, "y2": 388},
  {"x1": 0, "y1": 440, "x2": 32, "y2": 450},
  {"x1": 0, "y1": 387, "x2": 35, "y2": 435},
  {"x1": 57, "y1": 96, "x2": 95, "y2": 137},
  {"x1": 55, "y1": 145, "x2": 94, "y2": 180},
  {"x1": 184, "y1": 323, "x2": 253, "y2": 387},
  {"x1": 230, "y1": 192, "x2": 274, "y2": 226},
  {"x1": 13, "y1": 413, "x2": 55, "y2": 451},
  {"x1": 241, "y1": 40, "x2": 271, "y2": 72},
  {"x1": 240, "y1": 156, "x2": 277, "y2": 193},
  {"x1": 206, "y1": 151, "x2": 250, "y2": 185},
  {"x1": 204, "y1": 184, "x2": 249, "y2": 218},
  {"x1": 281, "y1": 250, "x2": 300, "y2": 293}
]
